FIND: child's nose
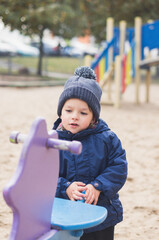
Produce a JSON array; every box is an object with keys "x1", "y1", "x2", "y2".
[{"x1": 72, "y1": 112, "x2": 79, "y2": 119}]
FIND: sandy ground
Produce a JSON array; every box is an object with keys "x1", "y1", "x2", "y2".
[{"x1": 0, "y1": 82, "x2": 159, "y2": 239}]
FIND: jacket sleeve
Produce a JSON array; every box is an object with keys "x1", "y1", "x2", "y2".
[
  {"x1": 90, "y1": 132, "x2": 127, "y2": 200},
  {"x1": 56, "y1": 177, "x2": 71, "y2": 199}
]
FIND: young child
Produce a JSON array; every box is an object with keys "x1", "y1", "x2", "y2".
[{"x1": 53, "y1": 66, "x2": 127, "y2": 240}]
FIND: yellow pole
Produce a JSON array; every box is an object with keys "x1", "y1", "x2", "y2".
[{"x1": 99, "y1": 58, "x2": 105, "y2": 81}]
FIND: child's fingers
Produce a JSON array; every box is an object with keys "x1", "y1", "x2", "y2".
[
  {"x1": 76, "y1": 182, "x2": 86, "y2": 186},
  {"x1": 85, "y1": 194, "x2": 94, "y2": 204},
  {"x1": 93, "y1": 196, "x2": 98, "y2": 205},
  {"x1": 85, "y1": 190, "x2": 95, "y2": 204},
  {"x1": 73, "y1": 190, "x2": 84, "y2": 200},
  {"x1": 84, "y1": 189, "x2": 89, "y2": 199},
  {"x1": 78, "y1": 186, "x2": 87, "y2": 193},
  {"x1": 70, "y1": 197, "x2": 75, "y2": 201}
]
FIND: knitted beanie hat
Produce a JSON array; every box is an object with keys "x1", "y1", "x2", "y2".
[{"x1": 57, "y1": 66, "x2": 102, "y2": 120}]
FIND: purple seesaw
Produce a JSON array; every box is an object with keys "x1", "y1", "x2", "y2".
[{"x1": 3, "y1": 117, "x2": 107, "y2": 240}]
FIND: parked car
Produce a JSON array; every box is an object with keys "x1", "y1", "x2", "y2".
[
  {"x1": 0, "y1": 41, "x2": 17, "y2": 56},
  {"x1": 30, "y1": 41, "x2": 61, "y2": 56},
  {"x1": 61, "y1": 46, "x2": 84, "y2": 57},
  {"x1": 0, "y1": 35, "x2": 39, "y2": 57},
  {"x1": 0, "y1": 39, "x2": 39, "y2": 57},
  {"x1": 69, "y1": 37, "x2": 98, "y2": 57}
]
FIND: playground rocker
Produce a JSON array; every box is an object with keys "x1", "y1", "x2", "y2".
[{"x1": 3, "y1": 117, "x2": 107, "y2": 240}]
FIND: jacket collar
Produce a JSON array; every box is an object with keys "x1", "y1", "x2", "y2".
[{"x1": 53, "y1": 118, "x2": 110, "y2": 140}]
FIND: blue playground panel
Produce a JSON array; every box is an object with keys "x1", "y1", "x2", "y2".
[{"x1": 141, "y1": 20, "x2": 159, "y2": 59}]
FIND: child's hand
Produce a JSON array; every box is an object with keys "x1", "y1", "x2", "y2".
[
  {"x1": 66, "y1": 181, "x2": 86, "y2": 201},
  {"x1": 85, "y1": 184, "x2": 100, "y2": 205}
]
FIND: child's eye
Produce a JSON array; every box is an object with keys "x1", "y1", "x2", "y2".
[
  {"x1": 66, "y1": 109, "x2": 72, "y2": 113},
  {"x1": 81, "y1": 112, "x2": 87, "y2": 115}
]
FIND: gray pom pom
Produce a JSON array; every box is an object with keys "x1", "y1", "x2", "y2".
[{"x1": 74, "y1": 66, "x2": 96, "y2": 80}]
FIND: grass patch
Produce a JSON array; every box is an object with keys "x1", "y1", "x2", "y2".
[
  {"x1": 42, "y1": 56, "x2": 84, "y2": 74},
  {"x1": 1, "y1": 56, "x2": 85, "y2": 75}
]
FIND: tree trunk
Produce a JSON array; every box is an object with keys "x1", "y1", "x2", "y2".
[{"x1": 37, "y1": 30, "x2": 44, "y2": 76}]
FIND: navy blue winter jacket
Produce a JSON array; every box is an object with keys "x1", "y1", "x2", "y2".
[{"x1": 53, "y1": 118, "x2": 127, "y2": 232}]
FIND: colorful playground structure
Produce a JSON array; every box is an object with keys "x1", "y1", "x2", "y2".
[
  {"x1": 3, "y1": 117, "x2": 107, "y2": 240},
  {"x1": 86, "y1": 17, "x2": 159, "y2": 107}
]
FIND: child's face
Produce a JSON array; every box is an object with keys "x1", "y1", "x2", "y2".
[{"x1": 61, "y1": 98, "x2": 94, "y2": 134}]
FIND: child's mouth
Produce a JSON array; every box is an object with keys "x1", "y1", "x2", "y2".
[{"x1": 70, "y1": 123, "x2": 78, "y2": 127}]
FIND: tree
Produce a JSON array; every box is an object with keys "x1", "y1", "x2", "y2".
[
  {"x1": 76, "y1": 0, "x2": 159, "y2": 41},
  {"x1": 0, "y1": 0, "x2": 77, "y2": 75},
  {"x1": 0, "y1": 0, "x2": 159, "y2": 76},
  {"x1": 115, "y1": 0, "x2": 159, "y2": 25}
]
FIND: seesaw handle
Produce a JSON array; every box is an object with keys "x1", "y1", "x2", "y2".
[
  {"x1": 47, "y1": 138, "x2": 82, "y2": 155},
  {"x1": 10, "y1": 131, "x2": 82, "y2": 155},
  {"x1": 10, "y1": 131, "x2": 26, "y2": 144}
]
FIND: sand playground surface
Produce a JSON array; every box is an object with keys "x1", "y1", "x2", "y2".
[{"x1": 0, "y1": 82, "x2": 159, "y2": 239}]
